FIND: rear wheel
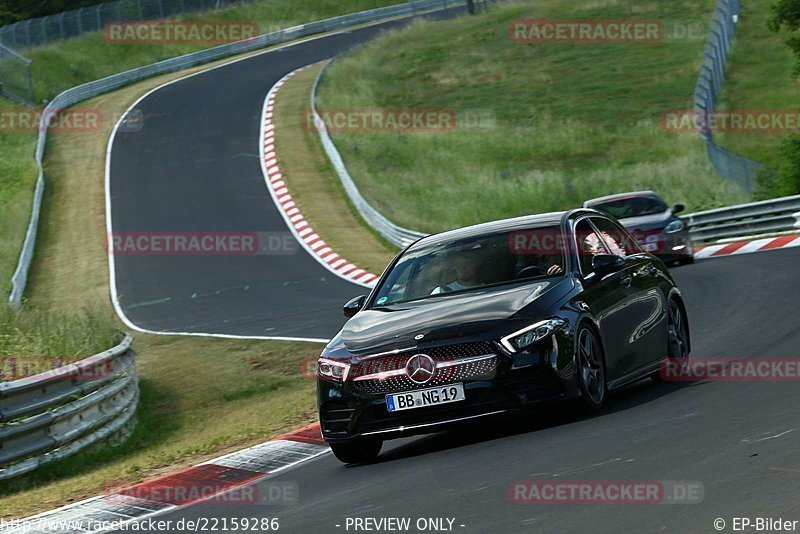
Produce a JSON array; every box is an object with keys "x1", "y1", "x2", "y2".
[
  {"x1": 330, "y1": 438, "x2": 383, "y2": 465},
  {"x1": 576, "y1": 326, "x2": 606, "y2": 412}
]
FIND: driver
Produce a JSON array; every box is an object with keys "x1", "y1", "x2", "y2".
[
  {"x1": 431, "y1": 249, "x2": 564, "y2": 295},
  {"x1": 431, "y1": 248, "x2": 483, "y2": 294}
]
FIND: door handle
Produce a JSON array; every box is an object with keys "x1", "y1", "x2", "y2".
[{"x1": 621, "y1": 275, "x2": 632, "y2": 288}]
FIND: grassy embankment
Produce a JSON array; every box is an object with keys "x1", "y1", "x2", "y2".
[
  {"x1": 317, "y1": 0, "x2": 751, "y2": 234},
  {"x1": 23, "y1": 0, "x2": 399, "y2": 102}
]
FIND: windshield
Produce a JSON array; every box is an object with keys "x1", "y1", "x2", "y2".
[
  {"x1": 371, "y1": 225, "x2": 566, "y2": 306},
  {"x1": 590, "y1": 195, "x2": 668, "y2": 219}
]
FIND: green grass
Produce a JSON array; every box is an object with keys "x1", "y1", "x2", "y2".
[
  {"x1": 0, "y1": 305, "x2": 118, "y2": 380},
  {"x1": 317, "y1": 0, "x2": 751, "y2": 233},
  {"x1": 715, "y1": 0, "x2": 800, "y2": 196},
  {"x1": 23, "y1": 0, "x2": 400, "y2": 102}
]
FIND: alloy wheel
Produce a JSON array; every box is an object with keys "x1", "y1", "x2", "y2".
[{"x1": 578, "y1": 327, "x2": 605, "y2": 405}]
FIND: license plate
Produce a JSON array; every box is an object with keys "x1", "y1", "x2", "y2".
[
  {"x1": 386, "y1": 383, "x2": 465, "y2": 412},
  {"x1": 643, "y1": 242, "x2": 659, "y2": 252}
]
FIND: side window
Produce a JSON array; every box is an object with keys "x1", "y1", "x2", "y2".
[
  {"x1": 591, "y1": 217, "x2": 643, "y2": 256},
  {"x1": 574, "y1": 219, "x2": 608, "y2": 274}
]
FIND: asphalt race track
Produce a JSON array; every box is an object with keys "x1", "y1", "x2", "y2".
[
  {"x1": 111, "y1": 249, "x2": 800, "y2": 533},
  {"x1": 108, "y1": 9, "x2": 461, "y2": 340},
  {"x1": 108, "y1": 8, "x2": 800, "y2": 534}
]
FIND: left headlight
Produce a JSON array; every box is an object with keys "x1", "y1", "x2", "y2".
[
  {"x1": 318, "y1": 358, "x2": 350, "y2": 382},
  {"x1": 500, "y1": 318, "x2": 567, "y2": 353},
  {"x1": 665, "y1": 219, "x2": 685, "y2": 234}
]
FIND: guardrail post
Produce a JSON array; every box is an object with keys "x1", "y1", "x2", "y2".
[
  {"x1": 26, "y1": 59, "x2": 34, "y2": 103},
  {"x1": 23, "y1": 20, "x2": 32, "y2": 48},
  {"x1": 794, "y1": 213, "x2": 800, "y2": 229}
]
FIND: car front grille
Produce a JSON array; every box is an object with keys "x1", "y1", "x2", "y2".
[{"x1": 349, "y1": 342, "x2": 498, "y2": 395}]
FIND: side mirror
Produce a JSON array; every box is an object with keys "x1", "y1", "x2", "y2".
[
  {"x1": 342, "y1": 295, "x2": 366, "y2": 318},
  {"x1": 591, "y1": 254, "x2": 625, "y2": 278},
  {"x1": 672, "y1": 203, "x2": 685, "y2": 215}
]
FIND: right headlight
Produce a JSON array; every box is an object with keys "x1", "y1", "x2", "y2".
[
  {"x1": 317, "y1": 358, "x2": 350, "y2": 382},
  {"x1": 500, "y1": 318, "x2": 567, "y2": 353}
]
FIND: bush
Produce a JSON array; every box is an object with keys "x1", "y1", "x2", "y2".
[{"x1": 755, "y1": 135, "x2": 800, "y2": 199}]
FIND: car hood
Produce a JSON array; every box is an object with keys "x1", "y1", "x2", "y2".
[{"x1": 340, "y1": 277, "x2": 574, "y2": 355}]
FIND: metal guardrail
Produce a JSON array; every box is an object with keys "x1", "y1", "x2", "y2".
[
  {"x1": 693, "y1": 0, "x2": 761, "y2": 190},
  {"x1": 7, "y1": 0, "x2": 464, "y2": 306},
  {"x1": 311, "y1": 58, "x2": 428, "y2": 249},
  {"x1": 0, "y1": 334, "x2": 137, "y2": 480},
  {"x1": 685, "y1": 195, "x2": 800, "y2": 243}
]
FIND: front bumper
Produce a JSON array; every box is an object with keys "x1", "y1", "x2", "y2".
[{"x1": 317, "y1": 335, "x2": 579, "y2": 443}]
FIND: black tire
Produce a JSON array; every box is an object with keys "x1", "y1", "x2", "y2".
[
  {"x1": 576, "y1": 325, "x2": 606, "y2": 412},
  {"x1": 678, "y1": 255, "x2": 694, "y2": 265},
  {"x1": 652, "y1": 298, "x2": 690, "y2": 382},
  {"x1": 330, "y1": 438, "x2": 383, "y2": 465}
]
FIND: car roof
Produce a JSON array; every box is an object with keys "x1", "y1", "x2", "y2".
[
  {"x1": 583, "y1": 191, "x2": 660, "y2": 207},
  {"x1": 409, "y1": 210, "x2": 604, "y2": 250}
]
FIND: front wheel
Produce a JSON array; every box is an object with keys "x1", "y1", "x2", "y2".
[
  {"x1": 576, "y1": 326, "x2": 606, "y2": 412},
  {"x1": 653, "y1": 298, "x2": 690, "y2": 381},
  {"x1": 330, "y1": 438, "x2": 383, "y2": 465}
]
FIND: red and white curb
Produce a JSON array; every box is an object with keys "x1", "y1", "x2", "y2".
[
  {"x1": 1, "y1": 424, "x2": 328, "y2": 532},
  {"x1": 260, "y1": 68, "x2": 379, "y2": 288},
  {"x1": 694, "y1": 234, "x2": 800, "y2": 260}
]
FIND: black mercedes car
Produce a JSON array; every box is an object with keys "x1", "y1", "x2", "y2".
[
  {"x1": 317, "y1": 209, "x2": 691, "y2": 464},
  {"x1": 583, "y1": 191, "x2": 694, "y2": 265}
]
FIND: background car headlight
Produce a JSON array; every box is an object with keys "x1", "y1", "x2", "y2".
[
  {"x1": 318, "y1": 358, "x2": 350, "y2": 381},
  {"x1": 665, "y1": 220, "x2": 686, "y2": 234},
  {"x1": 501, "y1": 318, "x2": 567, "y2": 353}
]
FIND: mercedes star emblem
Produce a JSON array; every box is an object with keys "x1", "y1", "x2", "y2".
[{"x1": 406, "y1": 354, "x2": 436, "y2": 384}]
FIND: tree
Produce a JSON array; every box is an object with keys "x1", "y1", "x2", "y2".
[
  {"x1": 756, "y1": 135, "x2": 800, "y2": 199},
  {"x1": 768, "y1": 0, "x2": 800, "y2": 73}
]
